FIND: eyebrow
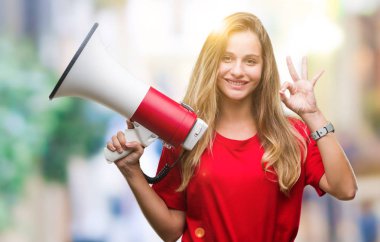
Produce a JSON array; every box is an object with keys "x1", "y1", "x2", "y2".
[
  {"x1": 245, "y1": 54, "x2": 261, "y2": 59},
  {"x1": 224, "y1": 52, "x2": 261, "y2": 58}
]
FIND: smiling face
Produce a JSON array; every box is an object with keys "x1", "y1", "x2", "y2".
[{"x1": 217, "y1": 31, "x2": 263, "y2": 104}]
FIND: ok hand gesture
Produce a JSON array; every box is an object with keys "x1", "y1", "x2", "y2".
[{"x1": 279, "y1": 56, "x2": 324, "y2": 117}]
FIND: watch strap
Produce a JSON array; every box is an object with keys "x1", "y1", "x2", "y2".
[{"x1": 310, "y1": 122, "x2": 335, "y2": 141}]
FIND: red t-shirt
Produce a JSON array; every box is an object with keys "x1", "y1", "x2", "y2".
[{"x1": 152, "y1": 119, "x2": 325, "y2": 242}]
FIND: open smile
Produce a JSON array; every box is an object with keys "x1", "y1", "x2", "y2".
[{"x1": 225, "y1": 79, "x2": 248, "y2": 87}]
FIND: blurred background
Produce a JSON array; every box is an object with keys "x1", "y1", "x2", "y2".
[{"x1": 1, "y1": 0, "x2": 380, "y2": 241}]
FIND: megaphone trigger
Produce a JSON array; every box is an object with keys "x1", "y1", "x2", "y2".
[{"x1": 104, "y1": 124, "x2": 158, "y2": 163}]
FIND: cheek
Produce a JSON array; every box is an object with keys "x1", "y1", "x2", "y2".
[
  {"x1": 216, "y1": 74, "x2": 228, "y2": 94},
  {"x1": 217, "y1": 63, "x2": 230, "y2": 75},
  {"x1": 246, "y1": 67, "x2": 263, "y2": 80}
]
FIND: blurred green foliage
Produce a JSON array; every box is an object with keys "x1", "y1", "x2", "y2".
[
  {"x1": 0, "y1": 36, "x2": 110, "y2": 230},
  {"x1": 42, "y1": 100, "x2": 109, "y2": 182}
]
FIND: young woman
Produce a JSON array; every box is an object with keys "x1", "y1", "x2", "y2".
[{"x1": 107, "y1": 12, "x2": 357, "y2": 242}]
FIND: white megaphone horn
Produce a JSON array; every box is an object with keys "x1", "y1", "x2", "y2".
[{"x1": 49, "y1": 23, "x2": 208, "y2": 175}]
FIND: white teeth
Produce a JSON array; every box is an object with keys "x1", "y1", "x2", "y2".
[{"x1": 227, "y1": 80, "x2": 246, "y2": 86}]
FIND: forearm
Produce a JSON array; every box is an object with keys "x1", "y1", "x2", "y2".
[
  {"x1": 301, "y1": 110, "x2": 358, "y2": 199},
  {"x1": 120, "y1": 165, "x2": 185, "y2": 241}
]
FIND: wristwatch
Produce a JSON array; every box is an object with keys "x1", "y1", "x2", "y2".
[{"x1": 310, "y1": 122, "x2": 335, "y2": 141}]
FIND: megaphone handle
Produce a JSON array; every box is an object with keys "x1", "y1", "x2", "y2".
[
  {"x1": 104, "y1": 147, "x2": 132, "y2": 164},
  {"x1": 103, "y1": 126, "x2": 172, "y2": 183},
  {"x1": 104, "y1": 128, "x2": 140, "y2": 163},
  {"x1": 104, "y1": 124, "x2": 158, "y2": 163},
  {"x1": 104, "y1": 125, "x2": 185, "y2": 184}
]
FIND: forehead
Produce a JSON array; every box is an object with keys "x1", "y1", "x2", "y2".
[{"x1": 225, "y1": 31, "x2": 262, "y2": 56}]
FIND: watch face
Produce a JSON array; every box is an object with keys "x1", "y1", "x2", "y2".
[{"x1": 327, "y1": 123, "x2": 335, "y2": 132}]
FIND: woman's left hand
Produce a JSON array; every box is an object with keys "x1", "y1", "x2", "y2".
[{"x1": 279, "y1": 56, "x2": 324, "y2": 116}]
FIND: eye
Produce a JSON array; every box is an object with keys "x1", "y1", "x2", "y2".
[
  {"x1": 246, "y1": 58, "x2": 257, "y2": 65},
  {"x1": 222, "y1": 55, "x2": 233, "y2": 63}
]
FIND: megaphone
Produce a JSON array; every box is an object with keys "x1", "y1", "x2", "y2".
[{"x1": 49, "y1": 23, "x2": 208, "y2": 167}]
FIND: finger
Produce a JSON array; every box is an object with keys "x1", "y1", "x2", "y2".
[
  {"x1": 286, "y1": 56, "x2": 300, "y2": 82},
  {"x1": 112, "y1": 135, "x2": 123, "y2": 153},
  {"x1": 117, "y1": 131, "x2": 127, "y2": 148},
  {"x1": 106, "y1": 142, "x2": 116, "y2": 151},
  {"x1": 301, "y1": 56, "x2": 308, "y2": 80},
  {"x1": 115, "y1": 141, "x2": 145, "y2": 166},
  {"x1": 311, "y1": 70, "x2": 325, "y2": 86},
  {"x1": 280, "y1": 81, "x2": 297, "y2": 95},
  {"x1": 125, "y1": 141, "x2": 145, "y2": 152},
  {"x1": 126, "y1": 120, "x2": 135, "y2": 129},
  {"x1": 126, "y1": 142, "x2": 145, "y2": 161}
]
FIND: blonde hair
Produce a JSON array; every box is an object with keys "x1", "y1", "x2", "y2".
[{"x1": 179, "y1": 12, "x2": 306, "y2": 194}]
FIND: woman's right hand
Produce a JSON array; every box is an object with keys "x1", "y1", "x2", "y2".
[{"x1": 106, "y1": 121, "x2": 145, "y2": 172}]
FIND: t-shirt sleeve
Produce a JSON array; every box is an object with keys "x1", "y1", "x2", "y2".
[
  {"x1": 304, "y1": 127, "x2": 326, "y2": 196},
  {"x1": 152, "y1": 146, "x2": 186, "y2": 211}
]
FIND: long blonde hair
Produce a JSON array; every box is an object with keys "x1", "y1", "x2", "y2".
[{"x1": 179, "y1": 12, "x2": 306, "y2": 194}]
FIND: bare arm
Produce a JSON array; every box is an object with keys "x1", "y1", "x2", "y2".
[
  {"x1": 280, "y1": 56, "x2": 358, "y2": 200},
  {"x1": 301, "y1": 111, "x2": 358, "y2": 200},
  {"x1": 108, "y1": 131, "x2": 186, "y2": 241}
]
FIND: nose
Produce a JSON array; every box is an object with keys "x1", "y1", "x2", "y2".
[{"x1": 230, "y1": 61, "x2": 244, "y2": 77}]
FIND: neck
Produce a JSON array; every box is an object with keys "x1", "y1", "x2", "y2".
[{"x1": 216, "y1": 98, "x2": 257, "y2": 140}]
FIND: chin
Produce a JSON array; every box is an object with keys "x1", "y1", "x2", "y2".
[{"x1": 223, "y1": 93, "x2": 251, "y2": 102}]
